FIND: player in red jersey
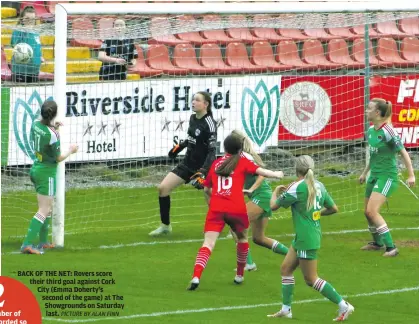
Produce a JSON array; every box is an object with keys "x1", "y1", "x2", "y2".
[{"x1": 187, "y1": 134, "x2": 284, "y2": 290}]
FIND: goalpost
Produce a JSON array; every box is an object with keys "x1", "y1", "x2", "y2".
[{"x1": 2, "y1": 1, "x2": 418, "y2": 247}]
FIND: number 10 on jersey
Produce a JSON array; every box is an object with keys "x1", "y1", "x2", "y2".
[{"x1": 217, "y1": 176, "x2": 232, "y2": 192}]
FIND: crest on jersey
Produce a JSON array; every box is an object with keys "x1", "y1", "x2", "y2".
[
  {"x1": 241, "y1": 79, "x2": 280, "y2": 147},
  {"x1": 279, "y1": 82, "x2": 331, "y2": 137},
  {"x1": 13, "y1": 90, "x2": 53, "y2": 160},
  {"x1": 195, "y1": 129, "x2": 200, "y2": 136}
]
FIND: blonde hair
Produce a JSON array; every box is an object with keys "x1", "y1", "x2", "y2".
[
  {"x1": 295, "y1": 155, "x2": 316, "y2": 211},
  {"x1": 371, "y1": 98, "x2": 392, "y2": 123},
  {"x1": 231, "y1": 130, "x2": 265, "y2": 167}
]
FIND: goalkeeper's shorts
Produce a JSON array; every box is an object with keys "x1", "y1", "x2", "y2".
[
  {"x1": 204, "y1": 211, "x2": 249, "y2": 234},
  {"x1": 172, "y1": 163, "x2": 197, "y2": 183}
]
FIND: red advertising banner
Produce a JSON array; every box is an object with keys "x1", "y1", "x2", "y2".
[
  {"x1": 278, "y1": 76, "x2": 365, "y2": 141},
  {"x1": 370, "y1": 75, "x2": 419, "y2": 148}
]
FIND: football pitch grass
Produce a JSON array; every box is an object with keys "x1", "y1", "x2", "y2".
[{"x1": 2, "y1": 173, "x2": 419, "y2": 323}]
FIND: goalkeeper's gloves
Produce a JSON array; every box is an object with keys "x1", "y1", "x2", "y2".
[
  {"x1": 190, "y1": 169, "x2": 206, "y2": 190},
  {"x1": 168, "y1": 144, "x2": 185, "y2": 159}
]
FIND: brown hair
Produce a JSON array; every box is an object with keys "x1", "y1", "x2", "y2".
[
  {"x1": 295, "y1": 155, "x2": 316, "y2": 211},
  {"x1": 371, "y1": 98, "x2": 392, "y2": 122},
  {"x1": 196, "y1": 91, "x2": 212, "y2": 117},
  {"x1": 19, "y1": 6, "x2": 36, "y2": 25},
  {"x1": 231, "y1": 129, "x2": 265, "y2": 166},
  {"x1": 40, "y1": 101, "x2": 58, "y2": 125},
  {"x1": 215, "y1": 134, "x2": 243, "y2": 177}
]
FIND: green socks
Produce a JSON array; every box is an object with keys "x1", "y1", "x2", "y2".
[
  {"x1": 281, "y1": 276, "x2": 295, "y2": 307},
  {"x1": 377, "y1": 224, "x2": 395, "y2": 248},
  {"x1": 23, "y1": 213, "x2": 45, "y2": 246},
  {"x1": 272, "y1": 241, "x2": 289, "y2": 255},
  {"x1": 313, "y1": 278, "x2": 343, "y2": 304},
  {"x1": 246, "y1": 248, "x2": 254, "y2": 265},
  {"x1": 39, "y1": 216, "x2": 51, "y2": 243}
]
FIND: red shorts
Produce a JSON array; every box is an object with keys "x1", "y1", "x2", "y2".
[{"x1": 204, "y1": 210, "x2": 249, "y2": 233}]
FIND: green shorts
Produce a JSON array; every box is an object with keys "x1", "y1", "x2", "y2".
[
  {"x1": 365, "y1": 176, "x2": 398, "y2": 198},
  {"x1": 250, "y1": 191, "x2": 272, "y2": 218},
  {"x1": 30, "y1": 167, "x2": 56, "y2": 196},
  {"x1": 292, "y1": 240, "x2": 318, "y2": 260}
]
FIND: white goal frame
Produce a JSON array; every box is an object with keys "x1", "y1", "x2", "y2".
[{"x1": 53, "y1": 1, "x2": 419, "y2": 247}]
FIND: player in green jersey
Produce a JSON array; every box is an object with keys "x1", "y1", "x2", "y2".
[
  {"x1": 359, "y1": 98, "x2": 415, "y2": 256},
  {"x1": 21, "y1": 101, "x2": 78, "y2": 255},
  {"x1": 228, "y1": 130, "x2": 288, "y2": 271},
  {"x1": 268, "y1": 155, "x2": 354, "y2": 321}
]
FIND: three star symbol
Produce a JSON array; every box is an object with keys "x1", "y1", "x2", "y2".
[
  {"x1": 162, "y1": 118, "x2": 171, "y2": 132},
  {"x1": 175, "y1": 117, "x2": 185, "y2": 131},
  {"x1": 83, "y1": 122, "x2": 93, "y2": 137},
  {"x1": 216, "y1": 115, "x2": 226, "y2": 128},
  {"x1": 98, "y1": 121, "x2": 107, "y2": 135},
  {"x1": 112, "y1": 120, "x2": 122, "y2": 135}
]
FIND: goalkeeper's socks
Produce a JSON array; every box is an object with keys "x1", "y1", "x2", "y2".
[
  {"x1": 192, "y1": 247, "x2": 212, "y2": 279},
  {"x1": 39, "y1": 216, "x2": 51, "y2": 244},
  {"x1": 236, "y1": 242, "x2": 249, "y2": 277},
  {"x1": 159, "y1": 196, "x2": 171, "y2": 225},
  {"x1": 23, "y1": 213, "x2": 45, "y2": 246},
  {"x1": 272, "y1": 240, "x2": 289, "y2": 255}
]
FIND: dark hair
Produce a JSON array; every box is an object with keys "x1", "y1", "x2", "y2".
[
  {"x1": 215, "y1": 134, "x2": 243, "y2": 177},
  {"x1": 371, "y1": 98, "x2": 392, "y2": 121},
  {"x1": 40, "y1": 101, "x2": 58, "y2": 125},
  {"x1": 196, "y1": 91, "x2": 212, "y2": 117},
  {"x1": 19, "y1": 6, "x2": 36, "y2": 25}
]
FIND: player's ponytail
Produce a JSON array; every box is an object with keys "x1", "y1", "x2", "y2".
[
  {"x1": 295, "y1": 155, "x2": 316, "y2": 211},
  {"x1": 215, "y1": 134, "x2": 243, "y2": 177},
  {"x1": 40, "y1": 100, "x2": 58, "y2": 126},
  {"x1": 371, "y1": 98, "x2": 392, "y2": 124},
  {"x1": 196, "y1": 91, "x2": 212, "y2": 117},
  {"x1": 231, "y1": 129, "x2": 265, "y2": 167}
]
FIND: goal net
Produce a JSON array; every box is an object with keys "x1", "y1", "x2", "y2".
[{"x1": 1, "y1": 1, "x2": 418, "y2": 246}]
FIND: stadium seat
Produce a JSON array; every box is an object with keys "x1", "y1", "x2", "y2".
[
  {"x1": 350, "y1": 25, "x2": 379, "y2": 39},
  {"x1": 251, "y1": 41, "x2": 294, "y2": 71},
  {"x1": 201, "y1": 15, "x2": 237, "y2": 45},
  {"x1": 173, "y1": 43, "x2": 216, "y2": 74},
  {"x1": 401, "y1": 37, "x2": 419, "y2": 63},
  {"x1": 225, "y1": 42, "x2": 267, "y2": 72},
  {"x1": 70, "y1": 18, "x2": 103, "y2": 48},
  {"x1": 375, "y1": 20, "x2": 407, "y2": 39},
  {"x1": 327, "y1": 27, "x2": 358, "y2": 39},
  {"x1": 327, "y1": 39, "x2": 365, "y2": 69},
  {"x1": 276, "y1": 40, "x2": 317, "y2": 70},
  {"x1": 148, "y1": 17, "x2": 190, "y2": 46},
  {"x1": 146, "y1": 44, "x2": 189, "y2": 75},
  {"x1": 1, "y1": 46, "x2": 12, "y2": 81},
  {"x1": 226, "y1": 15, "x2": 266, "y2": 44},
  {"x1": 176, "y1": 15, "x2": 217, "y2": 45},
  {"x1": 252, "y1": 15, "x2": 292, "y2": 42},
  {"x1": 98, "y1": 17, "x2": 115, "y2": 40},
  {"x1": 303, "y1": 28, "x2": 341, "y2": 41},
  {"x1": 277, "y1": 28, "x2": 310, "y2": 41},
  {"x1": 399, "y1": 17, "x2": 419, "y2": 36},
  {"x1": 302, "y1": 39, "x2": 342, "y2": 69},
  {"x1": 1, "y1": 7, "x2": 17, "y2": 19},
  {"x1": 129, "y1": 44, "x2": 163, "y2": 77},
  {"x1": 376, "y1": 37, "x2": 414, "y2": 67},
  {"x1": 351, "y1": 38, "x2": 390, "y2": 67},
  {"x1": 199, "y1": 43, "x2": 242, "y2": 74},
  {"x1": 20, "y1": 1, "x2": 53, "y2": 20}
]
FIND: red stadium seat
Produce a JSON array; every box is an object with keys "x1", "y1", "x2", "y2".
[
  {"x1": 176, "y1": 15, "x2": 217, "y2": 45},
  {"x1": 399, "y1": 17, "x2": 419, "y2": 36},
  {"x1": 201, "y1": 15, "x2": 237, "y2": 45},
  {"x1": 70, "y1": 18, "x2": 103, "y2": 48},
  {"x1": 148, "y1": 17, "x2": 190, "y2": 46},
  {"x1": 302, "y1": 39, "x2": 342, "y2": 69},
  {"x1": 225, "y1": 42, "x2": 267, "y2": 73},
  {"x1": 21, "y1": 1, "x2": 52, "y2": 20},
  {"x1": 277, "y1": 28, "x2": 310, "y2": 41},
  {"x1": 303, "y1": 28, "x2": 341, "y2": 41},
  {"x1": 226, "y1": 15, "x2": 266, "y2": 44},
  {"x1": 146, "y1": 44, "x2": 189, "y2": 75},
  {"x1": 377, "y1": 37, "x2": 414, "y2": 67},
  {"x1": 351, "y1": 38, "x2": 389, "y2": 67},
  {"x1": 327, "y1": 39, "x2": 365, "y2": 68},
  {"x1": 1, "y1": 46, "x2": 12, "y2": 81},
  {"x1": 276, "y1": 40, "x2": 317, "y2": 70},
  {"x1": 98, "y1": 17, "x2": 115, "y2": 40},
  {"x1": 173, "y1": 43, "x2": 216, "y2": 74},
  {"x1": 129, "y1": 44, "x2": 163, "y2": 77},
  {"x1": 351, "y1": 25, "x2": 379, "y2": 39},
  {"x1": 199, "y1": 43, "x2": 242, "y2": 74},
  {"x1": 327, "y1": 27, "x2": 358, "y2": 40},
  {"x1": 401, "y1": 37, "x2": 419, "y2": 63},
  {"x1": 252, "y1": 15, "x2": 292, "y2": 42},
  {"x1": 376, "y1": 20, "x2": 407, "y2": 39},
  {"x1": 251, "y1": 41, "x2": 294, "y2": 71}
]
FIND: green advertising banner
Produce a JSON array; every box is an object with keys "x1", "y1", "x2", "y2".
[{"x1": 1, "y1": 87, "x2": 10, "y2": 166}]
